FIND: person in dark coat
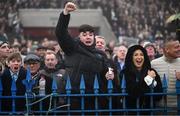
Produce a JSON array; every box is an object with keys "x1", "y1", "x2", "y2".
[
  {"x1": 55, "y1": 2, "x2": 114, "y2": 114},
  {"x1": 120, "y1": 45, "x2": 163, "y2": 115},
  {"x1": 24, "y1": 52, "x2": 41, "y2": 93},
  {"x1": 23, "y1": 52, "x2": 42, "y2": 114},
  {"x1": 39, "y1": 51, "x2": 66, "y2": 110},
  {"x1": 1, "y1": 52, "x2": 27, "y2": 113},
  {"x1": 95, "y1": 35, "x2": 121, "y2": 111}
]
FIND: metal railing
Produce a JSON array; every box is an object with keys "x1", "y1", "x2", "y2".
[{"x1": 0, "y1": 68, "x2": 179, "y2": 115}]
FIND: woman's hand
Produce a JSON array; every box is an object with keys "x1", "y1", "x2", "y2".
[
  {"x1": 144, "y1": 70, "x2": 157, "y2": 86},
  {"x1": 148, "y1": 70, "x2": 156, "y2": 79}
]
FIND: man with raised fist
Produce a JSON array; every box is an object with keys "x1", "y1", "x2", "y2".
[{"x1": 55, "y1": 2, "x2": 114, "y2": 114}]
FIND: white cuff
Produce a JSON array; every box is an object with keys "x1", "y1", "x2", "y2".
[
  {"x1": 144, "y1": 75, "x2": 154, "y2": 86},
  {"x1": 153, "y1": 80, "x2": 157, "y2": 87}
]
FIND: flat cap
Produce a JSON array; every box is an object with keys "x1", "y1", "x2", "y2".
[{"x1": 24, "y1": 53, "x2": 40, "y2": 63}]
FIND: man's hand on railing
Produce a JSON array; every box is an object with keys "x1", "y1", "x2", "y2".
[
  {"x1": 105, "y1": 67, "x2": 114, "y2": 80},
  {"x1": 175, "y1": 70, "x2": 180, "y2": 80}
]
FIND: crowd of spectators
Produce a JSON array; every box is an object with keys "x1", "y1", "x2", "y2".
[
  {"x1": 68, "y1": 0, "x2": 180, "y2": 42},
  {"x1": 0, "y1": 0, "x2": 66, "y2": 41},
  {"x1": 0, "y1": 1, "x2": 179, "y2": 114},
  {"x1": 1, "y1": 0, "x2": 180, "y2": 40},
  {"x1": 0, "y1": 0, "x2": 179, "y2": 58},
  {"x1": 0, "y1": 0, "x2": 22, "y2": 41}
]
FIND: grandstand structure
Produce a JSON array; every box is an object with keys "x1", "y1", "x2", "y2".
[{"x1": 19, "y1": 8, "x2": 116, "y2": 43}]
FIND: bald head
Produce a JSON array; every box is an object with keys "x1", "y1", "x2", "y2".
[{"x1": 163, "y1": 36, "x2": 180, "y2": 59}]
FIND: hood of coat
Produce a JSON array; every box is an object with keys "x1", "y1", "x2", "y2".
[{"x1": 124, "y1": 45, "x2": 151, "y2": 74}]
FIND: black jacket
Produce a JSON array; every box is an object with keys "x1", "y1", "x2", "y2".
[
  {"x1": 120, "y1": 45, "x2": 163, "y2": 109},
  {"x1": 1, "y1": 67, "x2": 27, "y2": 112},
  {"x1": 55, "y1": 12, "x2": 109, "y2": 93},
  {"x1": 39, "y1": 67, "x2": 66, "y2": 95}
]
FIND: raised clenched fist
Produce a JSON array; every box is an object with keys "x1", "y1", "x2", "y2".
[
  {"x1": 148, "y1": 70, "x2": 156, "y2": 78},
  {"x1": 63, "y1": 2, "x2": 77, "y2": 15}
]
